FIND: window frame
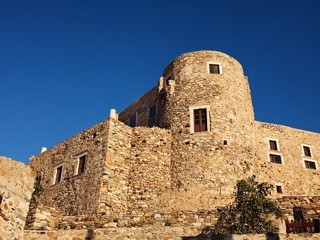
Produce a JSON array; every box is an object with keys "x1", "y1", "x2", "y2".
[
  {"x1": 53, "y1": 164, "x2": 64, "y2": 185},
  {"x1": 303, "y1": 159, "x2": 317, "y2": 170},
  {"x1": 269, "y1": 153, "x2": 283, "y2": 164},
  {"x1": 266, "y1": 138, "x2": 283, "y2": 164},
  {"x1": 267, "y1": 138, "x2": 280, "y2": 151},
  {"x1": 207, "y1": 62, "x2": 222, "y2": 74},
  {"x1": 301, "y1": 144, "x2": 313, "y2": 158},
  {"x1": 189, "y1": 105, "x2": 211, "y2": 134},
  {"x1": 75, "y1": 152, "x2": 88, "y2": 175}
]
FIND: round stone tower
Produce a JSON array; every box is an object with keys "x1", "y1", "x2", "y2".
[{"x1": 162, "y1": 50, "x2": 255, "y2": 196}]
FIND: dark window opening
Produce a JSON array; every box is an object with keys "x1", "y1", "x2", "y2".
[
  {"x1": 269, "y1": 140, "x2": 278, "y2": 151},
  {"x1": 0, "y1": 195, "x2": 2, "y2": 204},
  {"x1": 129, "y1": 114, "x2": 136, "y2": 127},
  {"x1": 194, "y1": 108, "x2": 207, "y2": 132},
  {"x1": 209, "y1": 64, "x2": 220, "y2": 74},
  {"x1": 303, "y1": 146, "x2": 311, "y2": 157},
  {"x1": 305, "y1": 160, "x2": 316, "y2": 170},
  {"x1": 269, "y1": 154, "x2": 282, "y2": 164},
  {"x1": 166, "y1": 76, "x2": 172, "y2": 85},
  {"x1": 78, "y1": 155, "x2": 87, "y2": 174},
  {"x1": 293, "y1": 207, "x2": 304, "y2": 221},
  {"x1": 276, "y1": 185, "x2": 283, "y2": 194},
  {"x1": 55, "y1": 166, "x2": 63, "y2": 184},
  {"x1": 148, "y1": 105, "x2": 156, "y2": 127}
]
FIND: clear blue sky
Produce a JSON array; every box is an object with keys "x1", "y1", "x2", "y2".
[{"x1": 1, "y1": 0, "x2": 320, "y2": 164}]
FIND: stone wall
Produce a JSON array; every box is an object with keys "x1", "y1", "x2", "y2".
[
  {"x1": 276, "y1": 196, "x2": 320, "y2": 220},
  {"x1": 148, "y1": 51, "x2": 256, "y2": 211},
  {"x1": 118, "y1": 86, "x2": 168, "y2": 128},
  {"x1": 254, "y1": 121, "x2": 320, "y2": 196},
  {"x1": 127, "y1": 127, "x2": 171, "y2": 212},
  {"x1": 28, "y1": 119, "x2": 110, "y2": 216},
  {"x1": 0, "y1": 156, "x2": 35, "y2": 240},
  {"x1": 98, "y1": 118, "x2": 132, "y2": 216},
  {"x1": 23, "y1": 228, "x2": 320, "y2": 240}
]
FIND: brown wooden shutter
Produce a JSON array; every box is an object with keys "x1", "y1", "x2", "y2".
[
  {"x1": 305, "y1": 160, "x2": 316, "y2": 169},
  {"x1": 303, "y1": 146, "x2": 311, "y2": 157},
  {"x1": 209, "y1": 64, "x2": 220, "y2": 74},
  {"x1": 269, "y1": 154, "x2": 282, "y2": 164},
  {"x1": 269, "y1": 140, "x2": 278, "y2": 150},
  {"x1": 194, "y1": 109, "x2": 207, "y2": 132}
]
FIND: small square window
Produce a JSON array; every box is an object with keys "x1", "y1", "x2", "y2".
[
  {"x1": 269, "y1": 140, "x2": 278, "y2": 151},
  {"x1": 76, "y1": 154, "x2": 87, "y2": 175},
  {"x1": 276, "y1": 185, "x2": 283, "y2": 194},
  {"x1": 269, "y1": 154, "x2": 282, "y2": 164},
  {"x1": 54, "y1": 165, "x2": 63, "y2": 184},
  {"x1": 303, "y1": 146, "x2": 312, "y2": 157},
  {"x1": 305, "y1": 160, "x2": 316, "y2": 170},
  {"x1": 209, "y1": 64, "x2": 220, "y2": 74},
  {"x1": 148, "y1": 105, "x2": 157, "y2": 127}
]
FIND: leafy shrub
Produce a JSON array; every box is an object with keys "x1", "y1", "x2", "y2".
[{"x1": 203, "y1": 176, "x2": 283, "y2": 234}]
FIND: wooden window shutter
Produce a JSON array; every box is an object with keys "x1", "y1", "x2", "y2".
[
  {"x1": 209, "y1": 64, "x2": 220, "y2": 74},
  {"x1": 303, "y1": 146, "x2": 311, "y2": 157},
  {"x1": 269, "y1": 140, "x2": 278, "y2": 151},
  {"x1": 194, "y1": 108, "x2": 207, "y2": 132}
]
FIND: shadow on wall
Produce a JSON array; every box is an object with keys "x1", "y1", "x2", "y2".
[
  {"x1": 85, "y1": 228, "x2": 94, "y2": 240},
  {"x1": 182, "y1": 233, "x2": 280, "y2": 240}
]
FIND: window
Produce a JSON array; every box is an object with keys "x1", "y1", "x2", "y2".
[
  {"x1": 129, "y1": 113, "x2": 137, "y2": 127},
  {"x1": 165, "y1": 75, "x2": 172, "y2": 85},
  {"x1": 189, "y1": 106, "x2": 210, "y2": 133},
  {"x1": 302, "y1": 145, "x2": 312, "y2": 157},
  {"x1": 276, "y1": 185, "x2": 283, "y2": 194},
  {"x1": 267, "y1": 138, "x2": 282, "y2": 164},
  {"x1": 304, "y1": 160, "x2": 316, "y2": 170},
  {"x1": 148, "y1": 105, "x2": 156, "y2": 127},
  {"x1": 75, "y1": 154, "x2": 87, "y2": 175},
  {"x1": 301, "y1": 144, "x2": 317, "y2": 170},
  {"x1": 54, "y1": 165, "x2": 63, "y2": 184},
  {"x1": 293, "y1": 207, "x2": 304, "y2": 221},
  {"x1": 194, "y1": 109, "x2": 207, "y2": 132},
  {"x1": 208, "y1": 63, "x2": 221, "y2": 74},
  {"x1": 269, "y1": 154, "x2": 282, "y2": 164},
  {"x1": 269, "y1": 140, "x2": 278, "y2": 151}
]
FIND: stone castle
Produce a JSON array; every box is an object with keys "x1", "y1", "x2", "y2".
[{"x1": 1, "y1": 50, "x2": 320, "y2": 239}]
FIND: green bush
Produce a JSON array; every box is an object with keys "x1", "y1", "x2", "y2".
[{"x1": 203, "y1": 176, "x2": 283, "y2": 234}]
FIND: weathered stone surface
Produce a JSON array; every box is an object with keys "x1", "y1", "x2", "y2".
[{"x1": 0, "y1": 156, "x2": 35, "y2": 240}]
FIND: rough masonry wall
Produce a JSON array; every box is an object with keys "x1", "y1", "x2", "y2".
[
  {"x1": 276, "y1": 196, "x2": 320, "y2": 220},
  {"x1": 99, "y1": 118, "x2": 132, "y2": 216},
  {"x1": 118, "y1": 86, "x2": 166, "y2": 127},
  {"x1": 127, "y1": 127, "x2": 171, "y2": 213},
  {"x1": 0, "y1": 156, "x2": 35, "y2": 240},
  {"x1": 159, "y1": 51, "x2": 256, "y2": 210},
  {"x1": 24, "y1": 229, "x2": 320, "y2": 240},
  {"x1": 254, "y1": 121, "x2": 320, "y2": 196},
  {"x1": 29, "y1": 119, "x2": 110, "y2": 216}
]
